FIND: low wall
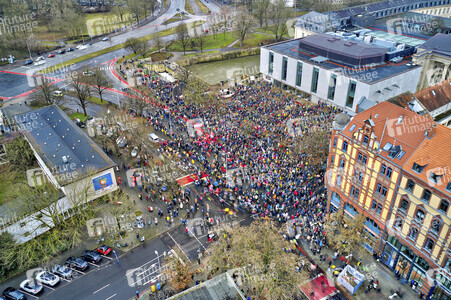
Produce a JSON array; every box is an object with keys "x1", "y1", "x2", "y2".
[{"x1": 177, "y1": 47, "x2": 261, "y2": 67}]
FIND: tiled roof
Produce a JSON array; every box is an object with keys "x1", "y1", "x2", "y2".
[
  {"x1": 404, "y1": 124, "x2": 451, "y2": 196},
  {"x1": 341, "y1": 101, "x2": 435, "y2": 166},
  {"x1": 414, "y1": 78, "x2": 451, "y2": 112},
  {"x1": 387, "y1": 91, "x2": 417, "y2": 108}
]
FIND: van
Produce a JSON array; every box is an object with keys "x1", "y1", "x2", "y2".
[{"x1": 148, "y1": 133, "x2": 159, "y2": 143}]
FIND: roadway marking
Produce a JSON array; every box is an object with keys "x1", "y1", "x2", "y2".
[
  {"x1": 43, "y1": 285, "x2": 55, "y2": 291},
  {"x1": 105, "y1": 293, "x2": 116, "y2": 300},
  {"x1": 51, "y1": 274, "x2": 71, "y2": 282},
  {"x1": 19, "y1": 290, "x2": 39, "y2": 299},
  {"x1": 93, "y1": 284, "x2": 110, "y2": 294},
  {"x1": 167, "y1": 232, "x2": 190, "y2": 261},
  {"x1": 101, "y1": 255, "x2": 113, "y2": 260},
  {"x1": 88, "y1": 262, "x2": 100, "y2": 267},
  {"x1": 66, "y1": 267, "x2": 85, "y2": 274}
]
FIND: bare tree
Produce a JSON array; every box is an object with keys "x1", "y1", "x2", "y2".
[
  {"x1": 175, "y1": 23, "x2": 190, "y2": 55},
  {"x1": 153, "y1": 29, "x2": 163, "y2": 52},
  {"x1": 203, "y1": 220, "x2": 307, "y2": 299},
  {"x1": 234, "y1": 8, "x2": 256, "y2": 47},
  {"x1": 89, "y1": 69, "x2": 112, "y2": 103},
  {"x1": 125, "y1": 37, "x2": 145, "y2": 54},
  {"x1": 194, "y1": 28, "x2": 208, "y2": 53},
  {"x1": 253, "y1": 0, "x2": 270, "y2": 28},
  {"x1": 34, "y1": 78, "x2": 60, "y2": 106},
  {"x1": 219, "y1": 6, "x2": 232, "y2": 39},
  {"x1": 70, "y1": 74, "x2": 91, "y2": 116},
  {"x1": 269, "y1": 0, "x2": 291, "y2": 41}
]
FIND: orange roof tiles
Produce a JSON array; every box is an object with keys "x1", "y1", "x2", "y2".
[
  {"x1": 404, "y1": 124, "x2": 451, "y2": 194},
  {"x1": 414, "y1": 78, "x2": 451, "y2": 113},
  {"x1": 342, "y1": 102, "x2": 435, "y2": 166}
]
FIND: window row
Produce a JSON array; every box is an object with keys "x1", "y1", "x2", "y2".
[{"x1": 405, "y1": 179, "x2": 449, "y2": 213}]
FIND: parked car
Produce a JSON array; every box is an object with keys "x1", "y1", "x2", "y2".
[
  {"x1": 48, "y1": 53, "x2": 55, "y2": 58},
  {"x1": 2, "y1": 288, "x2": 25, "y2": 300},
  {"x1": 83, "y1": 70, "x2": 94, "y2": 76},
  {"x1": 78, "y1": 45, "x2": 88, "y2": 50},
  {"x1": 52, "y1": 264, "x2": 73, "y2": 279},
  {"x1": 34, "y1": 60, "x2": 45, "y2": 66},
  {"x1": 96, "y1": 245, "x2": 112, "y2": 256},
  {"x1": 19, "y1": 280, "x2": 42, "y2": 295},
  {"x1": 148, "y1": 133, "x2": 159, "y2": 143},
  {"x1": 131, "y1": 147, "x2": 139, "y2": 157},
  {"x1": 67, "y1": 47, "x2": 75, "y2": 52},
  {"x1": 102, "y1": 37, "x2": 109, "y2": 41},
  {"x1": 116, "y1": 136, "x2": 127, "y2": 148},
  {"x1": 81, "y1": 250, "x2": 102, "y2": 264},
  {"x1": 57, "y1": 49, "x2": 66, "y2": 54},
  {"x1": 23, "y1": 59, "x2": 33, "y2": 66},
  {"x1": 65, "y1": 256, "x2": 88, "y2": 271},
  {"x1": 36, "y1": 271, "x2": 59, "y2": 286},
  {"x1": 52, "y1": 90, "x2": 63, "y2": 97}
]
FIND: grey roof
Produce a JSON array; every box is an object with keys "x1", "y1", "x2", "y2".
[
  {"x1": 1, "y1": 103, "x2": 33, "y2": 125},
  {"x1": 357, "y1": 96, "x2": 376, "y2": 113},
  {"x1": 167, "y1": 273, "x2": 245, "y2": 300},
  {"x1": 335, "y1": 113, "x2": 351, "y2": 126},
  {"x1": 299, "y1": 33, "x2": 387, "y2": 61},
  {"x1": 15, "y1": 105, "x2": 115, "y2": 185},
  {"x1": 419, "y1": 33, "x2": 451, "y2": 57}
]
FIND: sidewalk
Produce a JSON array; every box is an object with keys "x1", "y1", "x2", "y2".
[{"x1": 298, "y1": 239, "x2": 418, "y2": 300}]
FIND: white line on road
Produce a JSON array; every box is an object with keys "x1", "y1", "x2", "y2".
[
  {"x1": 101, "y1": 255, "x2": 113, "y2": 260},
  {"x1": 43, "y1": 285, "x2": 55, "y2": 291},
  {"x1": 167, "y1": 232, "x2": 190, "y2": 261},
  {"x1": 19, "y1": 290, "x2": 39, "y2": 299},
  {"x1": 93, "y1": 284, "x2": 110, "y2": 294},
  {"x1": 88, "y1": 262, "x2": 100, "y2": 267},
  {"x1": 105, "y1": 293, "x2": 116, "y2": 300}
]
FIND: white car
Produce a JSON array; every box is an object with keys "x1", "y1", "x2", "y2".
[
  {"x1": 34, "y1": 60, "x2": 46, "y2": 66},
  {"x1": 20, "y1": 279, "x2": 43, "y2": 295},
  {"x1": 52, "y1": 90, "x2": 63, "y2": 97},
  {"x1": 83, "y1": 70, "x2": 95, "y2": 76},
  {"x1": 116, "y1": 136, "x2": 127, "y2": 148},
  {"x1": 36, "y1": 271, "x2": 60, "y2": 286},
  {"x1": 102, "y1": 37, "x2": 109, "y2": 41},
  {"x1": 131, "y1": 147, "x2": 139, "y2": 157},
  {"x1": 78, "y1": 45, "x2": 88, "y2": 50}
]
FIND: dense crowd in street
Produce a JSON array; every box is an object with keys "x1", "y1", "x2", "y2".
[{"x1": 124, "y1": 74, "x2": 342, "y2": 254}]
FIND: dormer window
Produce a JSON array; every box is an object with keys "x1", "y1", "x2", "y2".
[
  {"x1": 413, "y1": 163, "x2": 426, "y2": 173},
  {"x1": 349, "y1": 124, "x2": 356, "y2": 132},
  {"x1": 447, "y1": 182, "x2": 451, "y2": 192},
  {"x1": 388, "y1": 145, "x2": 402, "y2": 158},
  {"x1": 429, "y1": 172, "x2": 443, "y2": 184}
]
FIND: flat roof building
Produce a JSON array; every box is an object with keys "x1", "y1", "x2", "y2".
[{"x1": 260, "y1": 33, "x2": 422, "y2": 113}]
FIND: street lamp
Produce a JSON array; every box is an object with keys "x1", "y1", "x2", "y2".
[{"x1": 155, "y1": 250, "x2": 160, "y2": 269}]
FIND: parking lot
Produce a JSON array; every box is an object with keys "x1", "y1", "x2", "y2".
[{"x1": 3, "y1": 249, "x2": 119, "y2": 300}]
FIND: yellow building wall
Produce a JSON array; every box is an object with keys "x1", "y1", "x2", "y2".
[
  {"x1": 416, "y1": 235, "x2": 425, "y2": 248},
  {"x1": 429, "y1": 194, "x2": 441, "y2": 210}
]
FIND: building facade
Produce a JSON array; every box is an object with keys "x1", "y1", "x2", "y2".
[
  {"x1": 413, "y1": 33, "x2": 451, "y2": 92},
  {"x1": 326, "y1": 102, "x2": 451, "y2": 298},
  {"x1": 260, "y1": 34, "x2": 421, "y2": 114}
]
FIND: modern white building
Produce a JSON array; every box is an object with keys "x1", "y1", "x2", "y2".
[{"x1": 260, "y1": 33, "x2": 422, "y2": 114}]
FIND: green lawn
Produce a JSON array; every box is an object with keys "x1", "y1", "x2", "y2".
[
  {"x1": 183, "y1": 50, "x2": 219, "y2": 57},
  {"x1": 185, "y1": 0, "x2": 194, "y2": 14},
  {"x1": 296, "y1": 11, "x2": 308, "y2": 16},
  {"x1": 85, "y1": 11, "x2": 134, "y2": 36},
  {"x1": 89, "y1": 96, "x2": 109, "y2": 106},
  {"x1": 168, "y1": 31, "x2": 236, "y2": 51},
  {"x1": 163, "y1": 17, "x2": 182, "y2": 25},
  {"x1": 68, "y1": 112, "x2": 89, "y2": 122},
  {"x1": 253, "y1": 26, "x2": 292, "y2": 38},
  {"x1": 233, "y1": 33, "x2": 278, "y2": 48},
  {"x1": 39, "y1": 26, "x2": 179, "y2": 74},
  {"x1": 195, "y1": 0, "x2": 209, "y2": 14}
]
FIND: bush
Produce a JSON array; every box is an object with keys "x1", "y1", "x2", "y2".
[{"x1": 5, "y1": 137, "x2": 36, "y2": 170}]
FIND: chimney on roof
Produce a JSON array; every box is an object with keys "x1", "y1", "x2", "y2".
[
  {"x1": 397, "y1": 116, "x2": 403, "y2": 124},
  {"x1": 425, "y1": 123, "x2": 437, "y2": 139}
]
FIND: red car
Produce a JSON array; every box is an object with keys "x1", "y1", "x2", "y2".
[
  {"x1": 96, "y1": 245, "x2": 112, "y2": 256},
  {"x1": 48, "y1": 53, "x2": 55, "y2": 58}
]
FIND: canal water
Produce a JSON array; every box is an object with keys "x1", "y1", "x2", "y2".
[{"x1": 188, "y1": 55, "x2": 260, "y2": 85}]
